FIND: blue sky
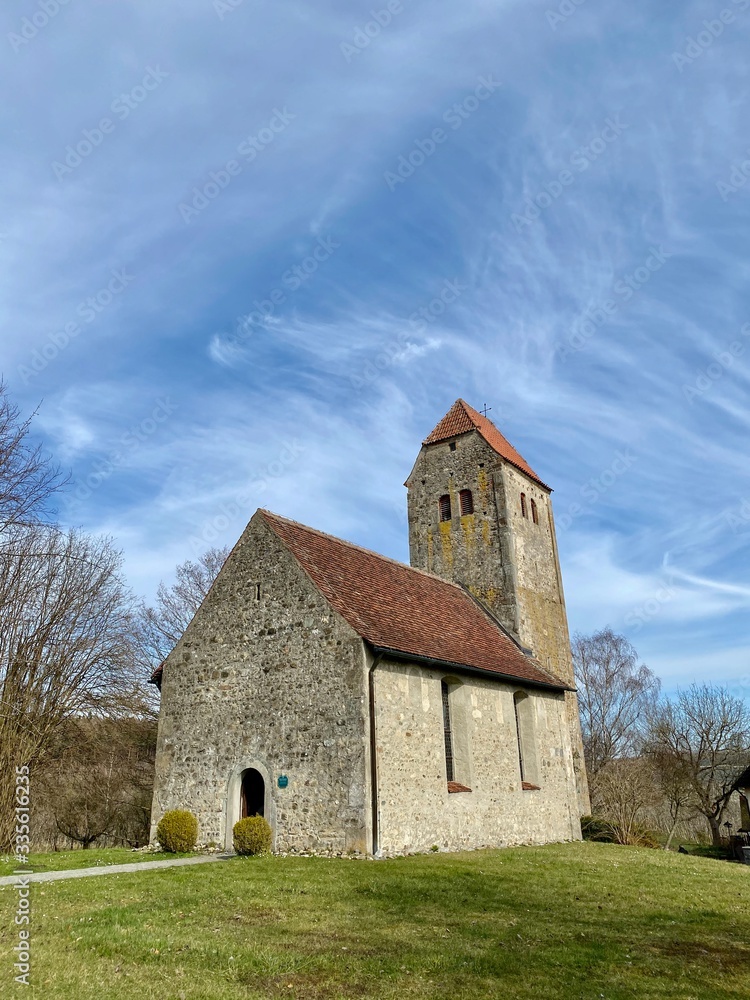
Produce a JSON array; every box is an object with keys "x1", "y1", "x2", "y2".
[{"x1": 2, "y1": 0, "x2": 749, "y2": 694}]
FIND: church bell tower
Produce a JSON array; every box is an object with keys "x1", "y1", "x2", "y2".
[{"x1": 405, "y1": 399, "x2": 590, "y2": 812}]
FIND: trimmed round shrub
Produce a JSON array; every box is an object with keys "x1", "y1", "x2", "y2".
[
  {"x1": 233, "y1": 816, "x2": 272, "y2": 855},
  {"x1": 156, "y1": 809, "x2": 198, "y2": 853}
]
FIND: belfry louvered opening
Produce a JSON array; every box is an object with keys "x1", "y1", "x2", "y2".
[
  {"x1": 439, "y1": 494, "x2": 452, "y2": 521},
  {"x1": 459, "y1": 489, "x2": 474, "y2": 516}
]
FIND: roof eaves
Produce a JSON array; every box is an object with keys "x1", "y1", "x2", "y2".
[
  {"x1": 369, "y1": 644, "x2": 572, "y2": 693},
  {"x1": 148, "y1": 662, "x2": 164, "y2": 688},
  {"x1": 498, "y1": 455, "x2": 552, "y2": 493}
]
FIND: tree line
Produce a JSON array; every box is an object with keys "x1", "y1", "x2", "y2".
[
  {"x1": 574, "y1": 628, "x2": 750, "y2": 847},
  {"x1": 0, "y1": 380, "x2": 226, "y2": 850},
  {"x1": 1, "y1": 380, "x2": 748, "y2": 851}
]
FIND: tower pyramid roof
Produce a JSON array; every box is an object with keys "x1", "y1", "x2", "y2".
[{"x1": 424, "y1": 399, "x2": 549, "y2": 489}]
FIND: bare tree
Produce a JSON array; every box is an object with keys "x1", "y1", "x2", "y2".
[
  {"x1": 141, "y1": 546, "x2": 229, "y2": 669},
  {"x1": 595, "y1": 758, "x2": 658, "y2": 846},
  {"x1": 0, "y1": 525, "x2": 142, "y2": 850},
  {"x1": 45, "y1": 715, "x2": 156, "y2": 849},
  {"x1": 646, "y1": 684, "x2": 750, "y2": 846},
  {"x1": 573, "y1": 628, "x2": 660, "y2": 786},
  {"x1": 646, "y1": 747, "x2": 700, "y2": 851},
  {"x1": 0, "y1": 380, "x2": 65, "y2": 532},
  {"x1": 53, "y1": 771, "x2": 119, "y2": 850},
  {"x1": 31, "y1": 714, "x2": 156, "y2": 849}
]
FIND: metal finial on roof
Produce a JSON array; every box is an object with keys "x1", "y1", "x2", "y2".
[{"x1": 480, "y1": 404, "x2": 492, "y2": 417}]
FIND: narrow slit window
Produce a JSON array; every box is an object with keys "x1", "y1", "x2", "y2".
[
  {"x1": 531, "y1": 499, "x2": 538, "y2": 524},
  {"x1": 439, "y1": 494, "x2": 452, "y2": 521},
  {"x1": 520, "y1": 493, "x2": 528, "y2": 518},
  {"x1": 449, "y1": 441, "x2": 457, "y2": 452},
  {"x1": 513, "y1": 691, "x2": 540, "y2": 787},
  {"x1": 513, "y1": 692, "x2": 526, "y2": 781},
  {"x1": 441, "y1": 681, "x2": 455, "y2": 783},
  {"x1": 459, "y1": 489, "x2": 474, "y2": 516},
  {"x1": 254, "y1": 583, "x2": 261, "y2": 600}
]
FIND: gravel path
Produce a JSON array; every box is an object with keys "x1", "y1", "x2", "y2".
[{"x1": 0, "y1": 854, "x2": 233, "y2": 886}]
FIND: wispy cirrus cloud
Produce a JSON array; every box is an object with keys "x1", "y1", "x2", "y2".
[{"x1": 0, "y1": 0, "x2": 748, "y2": 693}]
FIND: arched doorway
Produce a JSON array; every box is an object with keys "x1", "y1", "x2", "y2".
[
  {"x1": 240, "y1": 768, "x2": 265, "y2": 819},
  {"x1": 224, "y1": 759, "x2": 275, "y2": 852}
]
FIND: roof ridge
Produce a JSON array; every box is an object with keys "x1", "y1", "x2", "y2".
[{"x1": 258, "y1": 509, "x2": 479, "y2": 594}]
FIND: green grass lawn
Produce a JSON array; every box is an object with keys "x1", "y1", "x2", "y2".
[
  {"x1": 0, "y1": 847, "x2": 188, "y2": 878},
  {"x1": 1, "y1": 842, "x2": 748, "y2": 999}
]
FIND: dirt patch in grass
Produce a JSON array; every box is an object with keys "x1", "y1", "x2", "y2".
[
  {"x1": 653, "y1": 939, "x2": 750, "y2": 969},
  {"x1": 238, "y1": 970, "x2": 371, "y2": 999}
]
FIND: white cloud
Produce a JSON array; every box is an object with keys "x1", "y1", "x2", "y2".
[{"x1": 1, "y1": 0, "x2": 748, "y2": 690}]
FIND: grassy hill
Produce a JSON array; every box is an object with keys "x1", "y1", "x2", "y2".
[{"x1": 1, "y1": 842, "x2": 748, "y2": 999}]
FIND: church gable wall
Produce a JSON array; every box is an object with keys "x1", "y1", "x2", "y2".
[
  {"x1": 373, "y1": 657, "x2": 580, "y2": 855},
  {"x1": 150, "y1": 514, "x2": 370, "y2": 854}
]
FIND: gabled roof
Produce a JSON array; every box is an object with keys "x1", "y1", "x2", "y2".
[
  {"x1": 259, "y1": 510, "x2": 566, "y2": 690},
  {"x1": 423, "y1": 399, "x2": 549, "y2": 490}
]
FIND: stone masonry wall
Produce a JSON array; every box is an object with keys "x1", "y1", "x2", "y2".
[
  {"x1": 503, "y1": 465, "x2": 571, "y2": 684},
  {"x1": 372, "y1": 656, "x2": 581, "y2": 855},
  {"x1": 150, "y1": 512, "x2": 370, "y2": 854},
  {"x1": 406, "y1": 432, "x2": 590, "y2": 814},
  {"x1": 406, "y1": 434, "x2": 520, "y2": 636},
  {"x1": 502, "y1": 464, "x2": 590, "y2": 813}
]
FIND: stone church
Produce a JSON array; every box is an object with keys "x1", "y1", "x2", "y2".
[{"x1": 150, "y1": 399, "x2": 589, "y2": 855}]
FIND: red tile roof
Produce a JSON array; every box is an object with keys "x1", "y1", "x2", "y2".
[
  {"x1": 423, "y1": 399, "x2": 549, "y2": 489},
  {"x1": 260, "y1": 510, "x2": 565, "y2": 690}
]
